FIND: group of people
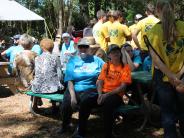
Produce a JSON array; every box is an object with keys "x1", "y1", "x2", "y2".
[{"x1": 1, "y1": 0, "x2": 184, "y2": 138}]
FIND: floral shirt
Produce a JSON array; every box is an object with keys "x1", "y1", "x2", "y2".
[{"x1": 31, "y1": 52, "x2": 64, "y2": 93}]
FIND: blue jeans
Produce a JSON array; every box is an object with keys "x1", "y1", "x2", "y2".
[{"x1": 154, "y1": 69, "x2": 184, "y2": 138}]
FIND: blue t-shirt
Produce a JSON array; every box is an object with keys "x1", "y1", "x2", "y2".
[
  {"x1": 132, "y1": 50, "x2": 142, "y2": 71},
  {"x1": 60, "y1": 40, "x2": 76, "y2": 71},
  {"x1": 64, "y1": 55, "x2": 104, "y2": 93},
  {"x1": 143, "y1": 55, "x2": 152, "y2": 71},
  {"x1": 61, "y1": 40, "x2": 75, "y2": 56},
  {"x1": 5, "y1": 45, "x2": 24, "y2": 73},
  {"x1": 31, "y1": 44, "x2": 42, "y2": 55}
]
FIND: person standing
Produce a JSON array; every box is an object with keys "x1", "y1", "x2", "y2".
[
  {"x1": 1, "y1": 34, "x2": 23, "y2": 74},
  {"x1": 147, "y1": 0, "x2": 184, "y2": 137},
  {"x1": 129, "y1": 14, "x2": 143, "y2": 49},
  {"x1": 108, "y1": 11, "x2": 131, "y2": 47},
  {"x1": 93, "y1": 10, "x2": 107, "y2": 51},
  {"x1": 60, "y1": 33, "x2": 76, "y2": 72},
  {"x1": 132, "y1": 2, "x2": 159, "y2": 60}
]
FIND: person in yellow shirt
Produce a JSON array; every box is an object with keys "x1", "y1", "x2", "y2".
[
  {"x1": 147, "y1": 0, "x2": 184, "y2": 137},
  {"x1": 129, "y1": 14, "x2": 143, "y2": 49},
  {"x1": 99, "y1": 10, "x2": 116, "y2": 51},
  {"x1": 92, "y1": 10, "x2": 107, "y2": 52},
  {"x1": 132, "y1": 2, "x2": 159, "y2": 59},
  {"x1": 108, "y1": 10, "x2": 131, "y2": 47},
  {"x1": 92, "y1": 10, "x2": 106, "y2": 43},
  {"x1": 117, "y1": 10, "x2": 125, "y2": 24}
]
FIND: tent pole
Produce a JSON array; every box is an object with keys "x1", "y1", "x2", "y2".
[
  {"x1": 44, "y1": 20, "x2": 53, "y2": 39},
  {"x1": 44, "y1": 20, "x2": 48, "y2": 38}
]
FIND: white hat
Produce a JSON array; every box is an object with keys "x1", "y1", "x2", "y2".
[
  {"x1": 62, "y1": 33, "x2": 70, "y2": 38},
  {"x1": 135, "y1": 14, "x2": 143, "y2": 20}
]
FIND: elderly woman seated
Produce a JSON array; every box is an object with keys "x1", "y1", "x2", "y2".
[
  {"x1": 13, "y1": 34, "x2": 37, "y2": 92},
  {"x1": 31, "y1": 38, "x2": 64, "y2": 111},
  {"x1": 58, "y1": 37, "x2": 104, "y2": 136}
]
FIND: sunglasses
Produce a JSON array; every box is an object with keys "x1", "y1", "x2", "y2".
[{"x1": 78, "y1": 45, "x2": 89, "y2": 49}]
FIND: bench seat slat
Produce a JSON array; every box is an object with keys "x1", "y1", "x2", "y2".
[
  {"x1": 26, "y1": 91, "x2": 64, "y2": 102},
  {"x1": 115, "y1": 105, "x2": 140, "y2": 113}
]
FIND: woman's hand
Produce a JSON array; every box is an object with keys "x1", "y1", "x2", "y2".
[
  {"x1": 97, "y1": 93, "x2": 111, "y2": 105},
  {"x1": 71, "y1": 96, "x2": 78, "y2": 109},
  {"x1": 168, "y1": 74, "x2": 182, "y2": 87}
]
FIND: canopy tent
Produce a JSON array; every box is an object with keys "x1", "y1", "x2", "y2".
[
  {"x1": 0, "y1": 0, "x2": 44, "y2": 21},
  {"x1": 0, "y1": 0, "x2": 51, "y2": 38}
]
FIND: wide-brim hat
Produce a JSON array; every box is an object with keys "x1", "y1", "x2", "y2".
[
  {"x1": 78, "y1": 37, "x2": 99, "y2": 48},
  {"x1": 84, "y1": 37, "x2": 100, "y2": 48}
]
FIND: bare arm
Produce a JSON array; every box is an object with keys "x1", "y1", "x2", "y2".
[
  {"x1": 177, "y1": 65, "x2": 184, "y2": 79},
  {"x1": 109, "y1": 83, "x2": 127, "y2": 95},
  {"x1": 1, "y1": 50, "x2": 6, "y2": 56},
  {"x1": 68, "y1": 81, "x2": 76, "y2": 99},
  {"x1": 96, "y1": 80, "x2": 104, "y2": 94},
  {"x1": 121, "y1": 48, "x2": 135, "y2": 71},
  {"x1": 149, "y1": 47, "x2": 177, "y2": 81},
  {"x1": 132, "y1": 29, "x2": 141, "y2": 50}
]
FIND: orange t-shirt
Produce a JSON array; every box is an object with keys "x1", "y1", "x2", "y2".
[{"x1": 98, "y1": 62, "x2": 132, "y2": 96}]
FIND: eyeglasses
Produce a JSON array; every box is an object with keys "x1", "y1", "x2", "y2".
[{"x1": 78, "y1": 45, "x2": 89, "y2": 49}]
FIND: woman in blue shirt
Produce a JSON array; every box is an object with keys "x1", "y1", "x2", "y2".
[
  {"x1": 58, "y1": 37, "x2": 104, "y2": 137},
  {"x1": 60, "y1": 33, "x2": 76, "y2": 72}
]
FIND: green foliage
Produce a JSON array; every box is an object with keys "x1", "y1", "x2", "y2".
[{"x1": 2, "y1": 0, "x2": 184, "y2": 39}]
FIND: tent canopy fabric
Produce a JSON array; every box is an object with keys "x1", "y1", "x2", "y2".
[{"x1": 0, "y1": 0, "x2": 44, "y2": 21}]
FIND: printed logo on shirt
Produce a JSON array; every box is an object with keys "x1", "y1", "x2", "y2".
[
  {"x1": 163, "y1": 38, "x2": 184, "y2": 66},
  {"x1": 74, "y1": 63, "x2": 98, "y2": 73},
  {"x1": 105, "y1": 70, "x2": 122, "y2": 80},
  {"x1": 109, "y1": 29, "x2": 118, "y2": 37},
  {"x1": 144, "y1": 24, "x2": 153, "y2": 32},
  {"x1": 94, "y1": 30, "x2": 101, "y2": 37}
]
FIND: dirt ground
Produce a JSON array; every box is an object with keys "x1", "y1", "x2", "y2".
[{"x1": 0, "y1": 76, "x2": 166, "y2": 138}]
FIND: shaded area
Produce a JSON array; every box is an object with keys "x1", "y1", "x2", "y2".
[{"x1": 0, "y1": 85, "x2": 14, "y2": 98}]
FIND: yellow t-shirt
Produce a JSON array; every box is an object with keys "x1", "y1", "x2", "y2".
[
  {"x1": 92, "y1": 21, "x2": 108, "y2": 51},
  {"x1": 108, "y1": 21, "x2": 131, "y2": 47},
  {"x1": 147, "y1": 20, "x2": 184, "y2": 81},
  {"x1": 129, "y1": 24, "x2": 141, "y2": 49},
  {"x1": 93, "y1": 21, "x2": 103, "y2": 44},
  {"x1": 136, "y1": 15, "x2": 159, "y2": 51},
  {"x1": 102, "y1": 21, "x2": 112, "y2": 36}
]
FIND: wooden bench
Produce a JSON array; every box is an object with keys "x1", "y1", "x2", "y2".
[
  {"x1": 110, "y1": 71, "x2": 152, "y2": 131},
  {"x1": 115, "y1": 105, "x2": 140, "y2": 114},
  {"x1": 26, "y1": 91, "x2": 64, "y2": 114}
]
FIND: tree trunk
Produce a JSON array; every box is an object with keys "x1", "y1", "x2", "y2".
[
  {"x1": 94, "y1": 0, "x2": 101, "y2": 16},
  {"x1": 79, "y1": 0, "x2": 89, "y2": 25},
  {"x1": 68, "y1": 0, "x2": 73, "y2": 26},
  {"x1": 57, "y1": 0, "x2": 64, "y2": 35}
]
